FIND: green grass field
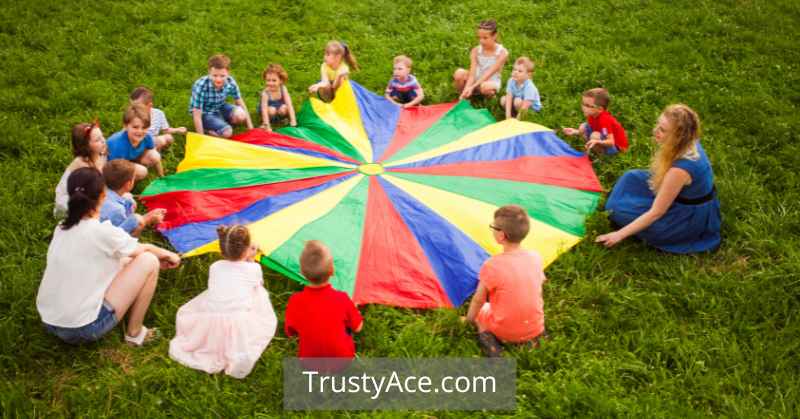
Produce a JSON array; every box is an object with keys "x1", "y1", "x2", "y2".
[{"x1": 2, "y1": 0, "x2": 799, "y2": 416}]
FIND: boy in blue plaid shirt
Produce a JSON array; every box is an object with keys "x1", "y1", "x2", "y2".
[{"x1": 189, "y1": 54, "x2": 253, "y2": 138}]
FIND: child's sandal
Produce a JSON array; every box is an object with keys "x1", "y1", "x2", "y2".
[
  {"x1": 124, "y1": 326, "x2": 159, "y2": 347},
  {"x1": 477, "y1": 331, "x2": 503, "y2": 358}
]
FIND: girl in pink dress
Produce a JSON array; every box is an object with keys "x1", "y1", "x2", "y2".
[{"x1": 169, "y1": 225, "x2": 277, "y2": 379}]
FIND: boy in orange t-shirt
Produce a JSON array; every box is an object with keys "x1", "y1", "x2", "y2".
[{"x1": 465, "y1": 205, "x2": 547, "y2": 356}]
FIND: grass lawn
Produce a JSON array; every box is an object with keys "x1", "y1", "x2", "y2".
[{"x1": 1, "y1": 0, "x2": 799, "y2": 416}]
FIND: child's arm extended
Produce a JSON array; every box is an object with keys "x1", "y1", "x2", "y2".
[
  {"x1": 309, "y1": 65, "x2": 329, "y2": 93},
  {"x1": 234, "y1": 98, "x2": 254, "y2": 129},
  {"x1": 166, "y1": 126, "x2": 187, "y2": 135},
  {"x1": 404, "y1": 85, "x2": 425, "y2": 108},
  {"x1": 259, "y1": 91, "x2": 271, "y2": 131},
  {"x1": 192, "y1": 108, "x2": 204, "y2": 134},
  {"x1": 460, "y1": 48, "x2": 480, "y2": 99},
  {"x1": 283, "y1": 86, "x2": 297, "y2": 127},
  {"x1": 465, "y1": 282, "x2": 488, "y2": 323},
  {"x1": 331, "y1": 68, "x2": 349, "y2": 91}
]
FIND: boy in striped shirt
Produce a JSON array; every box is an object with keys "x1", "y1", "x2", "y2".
[{"x1": 385, "y1": 55, "x2": 425, "y2": 108}]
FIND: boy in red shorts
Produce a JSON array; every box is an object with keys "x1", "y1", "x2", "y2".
[
  {"x1": 285, "y1": 240, "x2": 363, "y2": 358},
  {"x1": 563, "y1": 88, "x2": 628, "y2": 155}
]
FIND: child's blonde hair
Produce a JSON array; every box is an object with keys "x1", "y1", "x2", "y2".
[
  {"x1": 122, "y1": 103, "x2": 151, "y2": 128},
  {"x1": 300, "y1": 240, "x2": 333, "y2": 284},
  {"x1": 649, "y1": 104, "x2": 702, "y2": 192},
  {"x1": 262, "y1": 63, "x2": 288, "y2": 84},
  {"x1": 325, "y1": 41, "x2": 359, "y2": 71},
  {"x1": 217, "y1": 225, "x2": 252, "y2": 261},
  {"x1": 393, "y1": 55, "x2": 412, "y2": 69},
  {"x1": 514, "y1": 56, "x2": 534, "y2": 74}
]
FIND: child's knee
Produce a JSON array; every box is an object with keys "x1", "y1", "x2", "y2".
[
  {"x1": 267, "y1": 107, "x2": 277, "y2": 116},
  {"x1": 134, "y1": 163, "x2": 148, "y2": 180},
  {"x1": 231, "y1": 107, "x2": 247, "y2": 123},
  {"x1": 278, "y1": 105, "x2": 289, "y2": 115},
  {"x1": 220, "y1": 127, "x2": 233, "y2": 138},
  {"x1": 589, "y1": 131, "x2": 602, "y2": 141},
  {"x1": 453, "y1": 68, "x2": 468, "y2": 81},
  {"x1": 513, "y1": 97, "x2": 523, "y2": 109}
]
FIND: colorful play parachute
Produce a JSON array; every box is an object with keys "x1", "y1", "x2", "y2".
[{"x1": 141, "y1": 80, "x2": 601, "y2": 309}]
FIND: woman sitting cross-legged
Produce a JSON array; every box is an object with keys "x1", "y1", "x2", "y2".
[
  {"x1": 596, "y1": 104, "x2": 721, "y2": 253},
  {"x1": 37, "y1": 167, "x2": 181, "y2": 346}
]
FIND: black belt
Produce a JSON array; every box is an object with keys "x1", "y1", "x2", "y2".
[{"x1": 675, "y1": 185, "x2": 717, "y2": 205}]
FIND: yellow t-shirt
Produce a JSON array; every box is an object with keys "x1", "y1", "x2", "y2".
[{"x1": 322, "y1": 62, "x2": 350, "y2": 83}]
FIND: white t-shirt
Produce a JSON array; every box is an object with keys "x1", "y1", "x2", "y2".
[
  {"x1": 206, "y1": 260, "x2": 264, "y2": 310},
  {"x1": 53, "y1": 168, "x2": 71, "y2": 218},
  {"x1": 147, "y1": 108, "x2": 170, "y2": 138},
  {"x1": 37, "y1": 218, "x2": 138, "y2": 327}
]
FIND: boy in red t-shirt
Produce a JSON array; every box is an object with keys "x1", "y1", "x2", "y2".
[
  {"x1": 563, "y1": 88, "x2": 628, "y2": 155},
  {"x1": 284, "y1": 240, "x2": 363, "y2": 358},
  {"x1": 464, "y1": 205, "x2": 548, "y2": 357}
]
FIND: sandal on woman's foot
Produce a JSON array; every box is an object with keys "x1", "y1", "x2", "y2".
[
  {"x1": 125, "y1": 326, "x2": 159, "y2": 347},
  {"x1": 477, "y1": 332, "x2": 503, "y2": 358}
]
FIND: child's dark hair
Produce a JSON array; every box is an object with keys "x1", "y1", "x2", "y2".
[
  {"x1": 208, "y1": 54, "x2": 231, "y2": 70},
  {"x1": 62, "y1": 167, "x2": 105, "y2": 230},
  {"x1": 103, "y1": 159, "x2": 136, "y2": 191},
  {"x1": 325, "y1": 41, "x2": 359, "y2": 71},
  {"x1": 130, "y1": 86, "x2": 154, "y2": 104},
  {"x1": 123, "y1": 103, "x2": 151, "y2": 128},
  {"x1": 71, "y1": 122, "x2": 98, "y2": 159},
  {"x1": 299, "y1": 240, "x2": 332, "y2": 284},
  {"x1": 478, "y1": 19, "x2": 498, "y2": 34},
  {"x1": 583, "y1": 88, "x2": 610, "y2": 109},
  {"x1": 493, "y1": 205, "x2": 530, "y2": 243},
  {"x1": 262, "y1": 63, "x2": 289, "y2": 84},
  {"x1": 217, "y1": 225, "x2": 251, "y2": 260}
]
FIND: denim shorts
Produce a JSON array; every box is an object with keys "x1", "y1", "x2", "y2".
[
  {"x1": 44, "y1": 300, "x2": 119, "y2": 345},
  {"x1": 582, "y1": 123, "x2": 619, "y2": 155},
  {"x1": 202, "y1": 103, "x2": 237, "y2": 135}
]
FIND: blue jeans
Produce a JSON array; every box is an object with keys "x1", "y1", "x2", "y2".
[
  {"x1": 44, "y1": 300, "x2": 119, "y2": 345},
  {"x1": 201, "y1": 103, "x2": 237, "y2": 135}
]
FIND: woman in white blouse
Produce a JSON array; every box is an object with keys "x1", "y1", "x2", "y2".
[{"x1": 38, "y1": 167, "x2": 180, "y2": 346}]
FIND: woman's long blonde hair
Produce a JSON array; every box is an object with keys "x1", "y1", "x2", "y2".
[{"x1": 649, "y1": 104, "x2": 701, "y2": 191}]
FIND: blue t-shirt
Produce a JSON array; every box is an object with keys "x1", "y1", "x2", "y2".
[
  {"x1": 107, "y1": 130, "x2": 155, "y2": 161},
  {"x1": 505, "y1": 78, "x2": 542, "y2": 112},
  {"x1": 99, "y1": 189, "x2": 139, "y2": 234}
]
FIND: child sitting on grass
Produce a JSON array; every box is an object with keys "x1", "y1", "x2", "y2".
[
  {"x1": 258, "y1": 63, "x2": 297, "y2": 131},
  {"x1": 106, "y1": 103, "x2": 163, "y2": 179},
  {"x1": 562, "y1": 88, "x2": 628, "y2": 155},
  {"x1": 189, "y1": 54, "x2": 253, "y2": 138},
  {"x1": 285, "y1": 240, "x2": 363, "y2": 358},
  {"x1": 500, "y1": 56, "x2": 541, "y2": 120},
  {"x1": 130, "y1": 86, "x2": 187, "y2": 150},
  {"x1": 100, "y1": 160, "x2": 165, "y2": 237},
  {"x1": 384, "y1": 55, "x2": 425, "y2": 107},
  {"x1": 308, "y1": 41, "x2": 358, "y2": 102},
  {"x1": 54, "y1": 121, "x2": 107, "y2": 218},
  {"x1": 465, "y1": 205, "x2": 547, "y2": 357},
  {"x1": 454, "y1": 19, "x2": 509, "y2": 99},
  {"x1": 169, "y1": 225, "x2": 277, "y2": 379}
]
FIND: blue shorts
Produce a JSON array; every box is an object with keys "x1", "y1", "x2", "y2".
[
  {"x1": 202, "y1": 103, "x2": 237, "y2": 135},
  {"x1": 44, "y1": 300, "x2": 119, "y2": 345},
  {"x1": 390, "y1": 89, "x2": 417, "y2": 104},
  {"x1": 581, "y1": 123, "x2": 619, "y2": 155}
]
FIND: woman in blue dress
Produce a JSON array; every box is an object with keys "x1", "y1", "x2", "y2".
[{"x1": 596, "y1": 104, "x2": 721, "y2": 253}]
